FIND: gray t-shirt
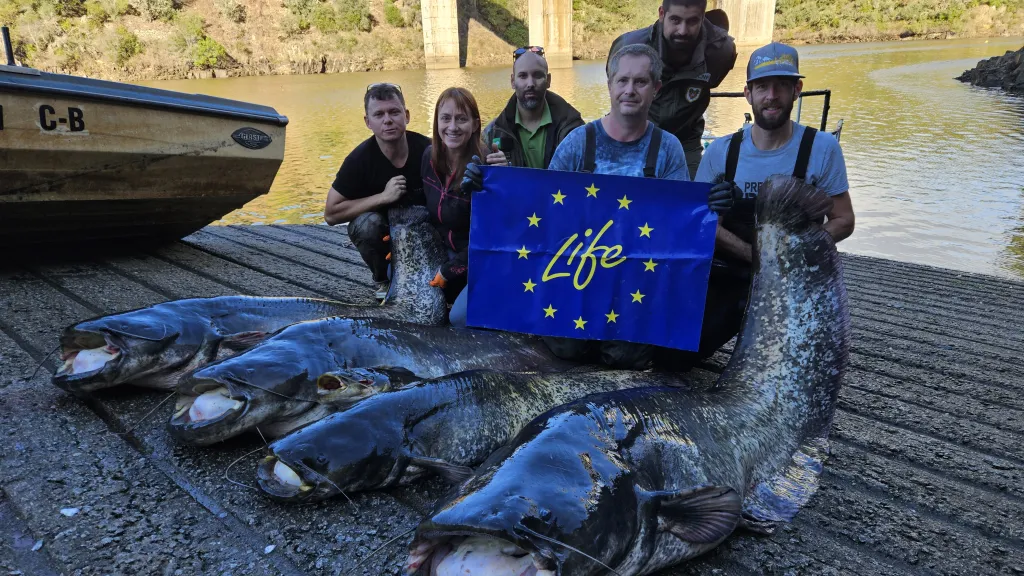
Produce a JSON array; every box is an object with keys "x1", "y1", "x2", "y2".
[
  {"x1": 548, "y1": 119, "x2": 691, "y2": 181},
  {"x1": 695, "y1": 122, "x2": 849, "y2": 197}
]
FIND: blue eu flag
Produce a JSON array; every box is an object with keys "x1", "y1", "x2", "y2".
[{"x1": 465, "y1": 166, "x2": 717, "y2": 351}]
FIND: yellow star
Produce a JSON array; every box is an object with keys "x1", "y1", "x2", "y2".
[
  {"x1": 527, "y1": 213, "x2": 541, "y2": 227},
  {"x1": 643, "y1": 259, "x2": 657, "y2": 272},
  {"x1": 523, "y1": 279, "x2": 537, "y2": 293},
  {"x1": 552, "y1": 190, "x2": 566, "y2": 205},
  {"x1": 638, "y1": 223, "x2": 654, "y2": 238},
  {"x1": 573, "y1": 316, "x2": 587, "y2": 330},
  {"x1": 585, "y1": 183, "x2": 599, "y2": 198},
  {"x1": 605, "y1": 310, "x2": 619, "y2": 323},
  {"x1": 517, "y1": 245, "x2": 530, "y2": 259},
  {"x1": 631, "y1": 290, "x2": 645, "y2": 303},
  {"x1": 543, "y1": 304, "x2": 557, "y2": 318},
  {"x1": 617, "y1": 195, "x2": 632, "y2": 210}
]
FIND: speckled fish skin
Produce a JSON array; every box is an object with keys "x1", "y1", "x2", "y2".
[
  {"x1": 410, "y1": 176, "x2": 851, "y2": 575},
  {"x1": 169, "y1": 318, "x2": 578, "y2": 446},
  {"x1": 52, "y1": 205, "x2": 447, "y2": 394},
  {"x1": 257, "y1": 369, "x2": 690, "y2": 502}
]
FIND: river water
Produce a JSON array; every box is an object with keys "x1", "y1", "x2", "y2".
[{"x1": 147, "y1": 37, "x2": 1024, "y2": 280}]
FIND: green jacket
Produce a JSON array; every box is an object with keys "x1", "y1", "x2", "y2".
[
  {"x1": 608, "y1": 18, "x2": 737, "y2": 145},
  {"x1": 483, "y1": 90, "x2": 585, "y2": 169}
]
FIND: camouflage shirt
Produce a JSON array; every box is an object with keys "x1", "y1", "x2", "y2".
[{"x1": 608, "y1": 18, "x2": 737, "y2": 145}]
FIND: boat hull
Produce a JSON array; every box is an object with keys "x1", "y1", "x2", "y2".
[{"x1": 0, "y1": 68, "x2": 286, "y2": 251}]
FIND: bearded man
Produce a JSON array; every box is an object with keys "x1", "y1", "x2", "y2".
[
  {"x1": 482, "y1": 46, "x2": 584, "y2": 169},
  {"x1": 656, "y1": 41, "x2": 855, "y2": 371},
  {"x1": 608, "y1": 0, "x2": 738, "y2": 179}
]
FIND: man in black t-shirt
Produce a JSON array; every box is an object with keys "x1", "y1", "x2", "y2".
[{"x1": 324, "y1": 83, "x2": 431, "y2": 300}]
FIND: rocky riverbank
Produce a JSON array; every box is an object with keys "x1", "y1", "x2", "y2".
[{"x1": 957, "y1": 46, "x2": 1024, "y2": 94}]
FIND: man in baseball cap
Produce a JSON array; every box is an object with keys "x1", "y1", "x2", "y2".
[
  {"x1": 656, "y1": 41, "x2": 855, "y2": 371},
  {"x1": 746, "y1": 41, "x2": 805, "y2": 83}
]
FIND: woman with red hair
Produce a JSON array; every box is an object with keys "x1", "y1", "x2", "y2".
[{"x1": 422, "y1": 87, "x2": 507, "y2": 326}]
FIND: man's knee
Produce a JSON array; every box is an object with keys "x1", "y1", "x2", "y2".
[
  {"x1": 348, "y1": 211, "x2": 387, "y2": 245},
  {"x1": 449, "y1": 288, "x2": 468, "y2": 327}
]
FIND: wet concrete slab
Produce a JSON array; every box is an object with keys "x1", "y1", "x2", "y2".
[{"x1": 1, "y1": 224, "x2": 1021, "y2": 575}]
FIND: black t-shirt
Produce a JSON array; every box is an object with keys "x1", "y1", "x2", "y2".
[{"x1": 331, "y1": 131, "x2": 431, "y2": 206}]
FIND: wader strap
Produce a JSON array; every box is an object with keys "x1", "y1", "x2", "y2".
[
  {"x1": 792, "y1": 127, "x2": 817, "y2": 180},
  {"x1": 643, "y1": 127, "x2": 662, "y2": 178},
  {"x1": 725, "y1": 129, "x2": 744, "y2": 182},
  {"x1": 583, "y1": 122, "x2": 597, "y2": 173}
]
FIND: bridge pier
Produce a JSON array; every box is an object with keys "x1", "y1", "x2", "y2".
[
  {"x1": 710, "y1": 0, "x2": 775, "y2": 46},
  {"x1": 421, "y1": 0, "x2": 460, "y2": 69},
  {"x1": 528, "y1": 0, "x2": 572, "y2": 69}
]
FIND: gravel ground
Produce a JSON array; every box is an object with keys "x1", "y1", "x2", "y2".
[{"x1": 1, "y1": 224, "x2": 1021, "y2": 575}]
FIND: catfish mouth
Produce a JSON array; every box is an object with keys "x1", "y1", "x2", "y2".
[
  {"x1": 405, "y1": 535, "x2": 553, "y2": 576},
  {"x1": 168, "y1": 379, "x2": 247, "y2": 435},
  {"x1": 315, "y1": 372, "x2": 377, "y2": 405},
  {"x1": 256, "y1": 455, "x2": 321, "y2": 501},
  {"x1": 52, "y1": 331, "x2": 123, "y2": 391}
]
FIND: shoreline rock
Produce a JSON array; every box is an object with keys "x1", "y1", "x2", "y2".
[{"x1": 956, "y1": 46, "x2": 1024, "y2": 95}]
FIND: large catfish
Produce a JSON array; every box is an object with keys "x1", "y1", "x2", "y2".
[
  {"x1": 406, "y1": 176, "x2": 851, "y2": 575},
  {"x1": 168, "y1": 319, "x2": 578, "y2": 446},
  {"x1": 52, "y1": 205, "x2": 448, "y2": 394},
  {"x1": 256, "y1": 369, "x2": 692, "y2": 503}
]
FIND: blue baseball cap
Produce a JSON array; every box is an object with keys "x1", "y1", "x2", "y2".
[{"x1": 746, "y1": 42, "x2": 804, "y2": 82}]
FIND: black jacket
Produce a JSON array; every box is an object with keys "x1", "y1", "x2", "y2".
[
  {"x1": 483, "y1": 91, "x2": 584, "y2": 169},
  {"x1": 421, "y1": 146, "x2": 471, "y2": 299}
]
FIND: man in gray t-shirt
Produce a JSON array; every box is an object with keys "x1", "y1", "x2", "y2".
[
  {"x1": 696, "y1": 122, "x2": 848, "y2": 204},
  {"x1": 541, "y1": 42, "x2": 732, "y2": 370},
  {"x1": 657, "y1": 41, "x2": 855, "y2": 371},
  {"x1": 548, "y1": 116, "x2": 690, "y2": 179}
]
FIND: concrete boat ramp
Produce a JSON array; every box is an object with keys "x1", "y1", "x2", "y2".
[{"x1": 1, "y1": 223, "x2": 1021, "y2": 576}]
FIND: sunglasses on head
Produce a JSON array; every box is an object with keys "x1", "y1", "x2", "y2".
[
  {"x1": 366, "y1": 82, "x2": 402, "y2": 94},
  {"x1": 513, "y1": 46, "x2": 544, "y2": 60}
]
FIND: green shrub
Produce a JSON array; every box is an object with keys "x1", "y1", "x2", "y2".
[
  {"x1": 192, "y1": 36, "x2": 226, "y2": 68},
  {"x1": 172, "y1": 12, "x2": 205, "y2": 50},
  {"x1": 52, "y1": 0, "x2": 87, "y2": 17},
  {"x1": 335, "y1": 0, "x2": 373, "y2": 32},
  {"x1": 113, "y1": 25, "x2": 143, "y2": 66},
  {"x1": 312, "y1": 4, "x2": 340, "y2": 32},
  {"x1": 384, "y1": 1, "x2": 405, "y2": 26},
  {"x1": 85, "y1": 0, "x2": 109, "y2": 26},
  {"x1": 284, "y1": 0, "x2": 317, "y2": 17},
  {"x1": 137, "y1": 0, "x2": 176, "y2": 21}
]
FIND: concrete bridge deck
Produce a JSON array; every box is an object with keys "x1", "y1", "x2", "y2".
[{"x1": 1, "y1": 223, "x2": 1022, "y2": 575}]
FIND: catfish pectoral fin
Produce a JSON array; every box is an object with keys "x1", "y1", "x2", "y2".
[
  {"x1": 220, "y1": 330, "x2": 271, "y2": 352},
  {"x1": 645, "y1": 485, "x2": 742, "y2": 544},
  {"x1": 410, "y1": 456, "x2": 474, "y2": 484}
]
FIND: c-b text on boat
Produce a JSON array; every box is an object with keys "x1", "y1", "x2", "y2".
[{"x1": 0, "y1": 26, "x2": 288, "y2": 252}]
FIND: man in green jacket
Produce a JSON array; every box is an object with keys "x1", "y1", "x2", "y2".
[
  {"x1": 483, "y1": 46, "x2": 585, "y2": 169},
  {"x1": 608, "y1": 0, "x2": 737, "y2": 178}
]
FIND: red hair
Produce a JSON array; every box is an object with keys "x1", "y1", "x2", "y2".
[{"x1": 430, "y1": 87, "x2": 486, "y2": 191}]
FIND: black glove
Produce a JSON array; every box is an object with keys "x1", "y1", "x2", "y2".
[
  {"x1": 708, "y1": 179, "x2": 741, "y2": 214},
  {"x1": 461, "y1": 155, "x2": 483, "y2": 193}
]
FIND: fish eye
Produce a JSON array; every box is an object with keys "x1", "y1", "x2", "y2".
[{"x1": 316, "y1": 455, "x2": 329, "y2": 466}]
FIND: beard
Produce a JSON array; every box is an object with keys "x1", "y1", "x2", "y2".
[
  {"x1": 517, "y1": 90, "x2": 543, "y2": 110},
  {"x1": 752, "y1": 99, "x2": 794, "y2": 130},
  {"x1": 667, "y1": 33, "x2": 698, "y2": 50}
]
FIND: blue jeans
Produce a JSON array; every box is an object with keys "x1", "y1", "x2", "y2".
[{"x1": 449, "y1": 287, "x2": 468, "y2": 327}]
